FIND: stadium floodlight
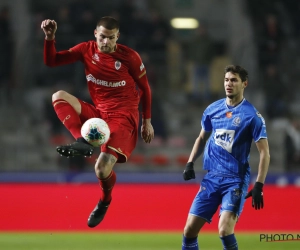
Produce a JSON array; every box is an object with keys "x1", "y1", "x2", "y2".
[{"x1": 170, "y1": 18, "x2": 199, "y2": 29}]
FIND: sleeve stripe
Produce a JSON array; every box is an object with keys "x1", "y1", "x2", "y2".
[{"x1": 139, "y1": 71, "x2": 146, "y2": 78}]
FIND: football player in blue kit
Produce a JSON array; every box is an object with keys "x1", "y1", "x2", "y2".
[{"x1": 182, "y1": 65, "x2": 270, "y2": 250}]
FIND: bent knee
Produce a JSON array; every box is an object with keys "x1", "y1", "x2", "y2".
[
  {"x1": 95, "y1": 163, "x2": 114, "y2": 179},
  {"x1": 95, "y1": 166, "x2": 112, "y2": 179},
  {"x1": 95, "y1": 153, "x2": 117, "y2": 179},
  {"x1": 52, "y1": 90, "x2": 69, "y2": 102}
]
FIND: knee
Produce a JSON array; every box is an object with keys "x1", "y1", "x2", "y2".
[
  {"x1": 94, "y1": 162, "x2": 112, "y2": 179},
  {"x1": 52, "y1": 90, "x2": 68, "y2": 102},
  {"x1": 218, "y1": 212, "x2": 237, "y2": 237},
  {"x1": 219, "y1": 229, "x2": 227, "y2": 238},
  {"x1": 95, "y1": 166, "x2": 104, "y2": 179},
  {"x1": 183, "y1": 224, "x2": 198, "y2": 238},
  {"x1": 218, "y1": 226, "x2": 233, "y2": 237}
]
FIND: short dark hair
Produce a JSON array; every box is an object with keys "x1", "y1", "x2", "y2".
[
  {"x1": 224, "y1": 65, "x2": 248, "y2": 82},
  {"x1": 96, "y1": 16, "x2": 120, "y2": 30}
]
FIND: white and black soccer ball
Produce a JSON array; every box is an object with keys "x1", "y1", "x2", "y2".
[{"x1": 81, "y1": 118, "x2": 110, "y2": 147}]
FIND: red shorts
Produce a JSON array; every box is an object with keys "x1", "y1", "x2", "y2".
[{"x1": 78, "y1": 100, "x2": 139, "y2": 163}]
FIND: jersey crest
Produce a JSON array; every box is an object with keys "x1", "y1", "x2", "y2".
[
  {"x1": 92, "y1": 53, "x2": 100, "y2": 62},
  {"x1": 232, "y1": 116, "x2": 241, "y2": 127},
  {"x1": 115, "y1": 60, "x2": 121, "y2": 70}
]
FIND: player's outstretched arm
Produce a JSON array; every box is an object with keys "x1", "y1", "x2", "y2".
[
  {"x1": 245, "y1": 138, "x2": 270, "y2": 209},
  {"x1": 183, "y1": 129, "x2": 210, "y2": 181},
  {"x1": 41, "y1": 19, "x2": 57, "y2": 40}
]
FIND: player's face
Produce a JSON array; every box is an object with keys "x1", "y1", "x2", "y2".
[
  {"x1": 224, "y1": 72, "x2": 247, "y2": 99},
  {"x1": 94, "y1": 26, "x2": 119, "y2": 53}
]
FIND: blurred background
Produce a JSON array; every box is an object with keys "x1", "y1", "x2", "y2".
[
  {"x1": 1, "y1": 0, "x2": 300, "y2": 184},
  {"x1": 1, "y1": 1, "x2": 300, "y2": 246}
]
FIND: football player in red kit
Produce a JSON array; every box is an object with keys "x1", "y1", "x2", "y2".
[{"x1": 41, "y1": 16, "x2": 154, "y2": 227}]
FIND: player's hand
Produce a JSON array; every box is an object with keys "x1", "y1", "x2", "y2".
[
  {"x1": 41, "y1": 19, "x2": 57, "y2": 40},
  {"x1": 245, "y1": 182, "x2": 264, "y2": 210},
  {"x1": 183, "y1": 162, "x2": 195, "y2": 181},
  {"x1": 141, "y1": 119, "x2": 154, "y2": 143}
]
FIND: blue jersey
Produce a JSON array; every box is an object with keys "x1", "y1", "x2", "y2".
[{"x1": 201, "y1": 98, "x2": 267, "y2": 179}]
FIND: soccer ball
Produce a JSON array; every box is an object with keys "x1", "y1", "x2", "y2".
[{"x1": 81, "y1": 118, "x2": 110, "y2": 147}]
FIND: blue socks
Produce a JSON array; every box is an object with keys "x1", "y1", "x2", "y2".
[
  {"x1": 220, "y1": 234, "x2": 238, "y2": 250},
  {"x1": 182, "y1": 235, "x2": 198, "y2": 250},
  {"x1": 182, "y1": 234, "x2": 238, "y2": 249}
]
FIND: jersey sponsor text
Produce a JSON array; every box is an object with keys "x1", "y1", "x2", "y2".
[
  {"x1": 214, "y1": 129, "x2": 235, "y2": 153},
  {"x1": 86, "y1": 74, "x2": 126, "y2": 87}
]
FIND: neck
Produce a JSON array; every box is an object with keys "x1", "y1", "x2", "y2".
[{"x1": 226, "y1": 96, "x2": 244, "y2": 107}]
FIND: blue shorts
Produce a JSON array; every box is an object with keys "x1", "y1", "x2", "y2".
[{"x1": 189, "y1": 172, "x2": 249, "y2": 223}]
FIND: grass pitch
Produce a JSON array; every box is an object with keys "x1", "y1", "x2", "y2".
[{"x1": 0, "y1": 232, "x2": 299, "y2": 250}]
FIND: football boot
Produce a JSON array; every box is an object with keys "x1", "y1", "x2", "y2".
[
  {"x1": 56, "y1": 138, "x2": 94, "y2": 157},
  {"x1": 87, "y1": 200, "x2": 111, "y2": 228}
]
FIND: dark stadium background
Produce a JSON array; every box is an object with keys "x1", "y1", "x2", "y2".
[{"x1": 0, "y1": 0, "x2": 299, "y2": 237}]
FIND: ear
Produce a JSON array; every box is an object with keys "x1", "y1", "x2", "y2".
[
  {"x1": 116, "y1": 32, "x2": 120, "y2": 40},
  {"x1": 94, "y1": 29, "x2": 97, "y2": 38},
  {"x1": 243, "y1": 80, "x2": 248, "y2": 88}
]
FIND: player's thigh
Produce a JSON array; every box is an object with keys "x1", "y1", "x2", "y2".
[
  {"x1": 184, "y1": 214, "x2": 207, "y2": 237},
  {"x1": 78, "y1": 99, "x2": 100, "y2": 123},
  {"x1": 189, "y1": 175, "x2": 221, "y2": 223},
  {"x1": 52, "y1": 90, "x2": 82, "y2": 114},
  {"x1": 219, "y1": 178, "x2": 248, "y2": 217}
]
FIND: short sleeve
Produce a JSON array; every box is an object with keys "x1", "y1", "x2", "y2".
[
  {"x1": 201, "y1": 108, "x2": 212, "y2": 132},
  {"x1": 251, "y1": 112, "x2": 267, "y2": 142}
]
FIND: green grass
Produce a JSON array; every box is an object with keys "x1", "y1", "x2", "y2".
[{"x1": 0, "y1": 232, "x2": 299, "y2": 250}]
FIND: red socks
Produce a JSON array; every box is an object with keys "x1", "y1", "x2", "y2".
[
  {"x1": 99, "y1": 171, "x2": 116, "y2": 203},
  {"x1": 53, "y1": 99, "x2": 82, "y2": 139}
]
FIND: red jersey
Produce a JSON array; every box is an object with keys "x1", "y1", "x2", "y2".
[{"x1": 44, "y1": 40, "x2": 151, "y2": 118}]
